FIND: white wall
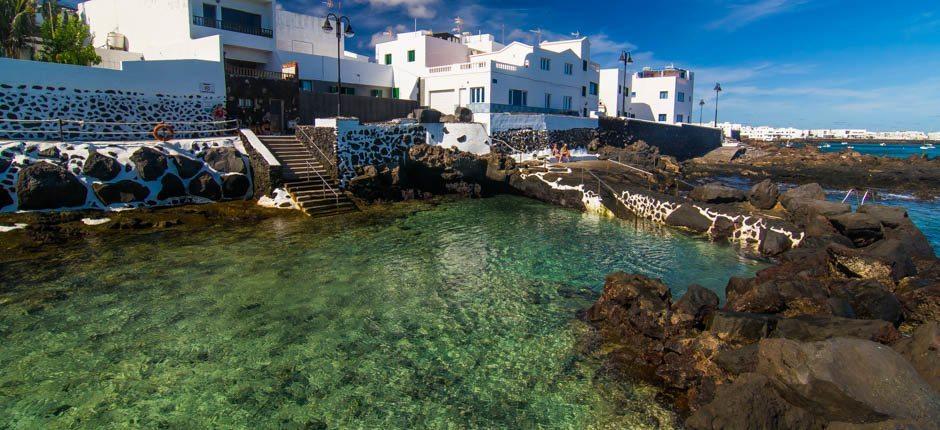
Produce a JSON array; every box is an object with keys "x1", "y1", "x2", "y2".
[
  {"x1": 0, "y1": 57, "x2": 224, "y2": 98},
  {"x1": 80, "y1": 0, "x2": 193, "y2": 57},
  {"x1": 599, "y1": 68, "x2": 631, "y2": 117},
  {"x1": 424, "y1": 123, "x2": 490, "y2": 154},
  {"x1": 477, "y1": 113, "x2": 597, "y2": 134},
  {"x1": 629, "y1": 71, "x2": 695, "y2": 124},
  {"x1": 275, "y1": 5, "x2": 343, "y2": 57},
  {"x1": 274, "y1": 51, "x2": 393, "y2": 87}
]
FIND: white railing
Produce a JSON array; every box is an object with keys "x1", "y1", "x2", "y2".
[
  {"x1": 428, "y1": 61, "x2": 489, "y2": 74},
  {"x1": 493, "y1": 61, "x2": 520, "y2": 72},
  {"x1": 428, "y1": 65, "x2": 453, "y2": 73},
  {"x1": 0, "y1": 118, "x2": 239, "y2": 141}
]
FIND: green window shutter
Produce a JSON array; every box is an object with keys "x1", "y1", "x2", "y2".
[
  {"x1": 384, "y1": 54, "x2": 392, "y2": 65},
  {"x1": 407, "y1": 50, "x2": 415, "y2": 62},
  {"x1": 392, "y1": 88, "x2": 400, "y2": 98}
]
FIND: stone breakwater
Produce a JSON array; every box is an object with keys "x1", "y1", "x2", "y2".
[
  {"x1": 0, "y1": 138, "x2": 252, "y2": 213},
  {"x1": 512, "y1": 162, "x2": 804, "y2": 257}
]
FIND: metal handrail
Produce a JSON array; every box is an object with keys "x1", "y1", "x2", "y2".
[
  {"x1": 192, "y1": 15, "x2": 273, "y2": 38},
  {"x1": 305, "y1": 159, "x2": 340, "y2": 206},
  {"x1": 0, "y1": 118, "x2": 239, "y2": 140},
  {"x1": 298, "y1": 127, "x2": 336, "y2": 168}
]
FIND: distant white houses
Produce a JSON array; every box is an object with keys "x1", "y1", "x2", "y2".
[
  {"x1": 929, "y1": 132, "x2": 940, "y2": 141},
  {"x1": 706, "y1": 122, "x2": 932, "y2": 141},
  {"x1": 375, "y1": 31, "x2": 601, "y2": 117},
  {"x1": 599, "y1": 65, "x2": 694, "y2": 125}
]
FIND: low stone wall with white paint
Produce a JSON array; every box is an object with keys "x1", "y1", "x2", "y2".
[
  {"x1": 425, "y1": 123, "x2": 491, "y2": 154},
  {"x1": 0, "y1": 138, "x2": 252, "y2": 213},
  {"x1": 516, "y1": 165, "x2": 803, "y2": 255}
]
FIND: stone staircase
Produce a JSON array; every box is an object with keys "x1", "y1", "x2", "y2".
[{"x1": 258, "y1": 135, "x2": 356, "y2": 217}]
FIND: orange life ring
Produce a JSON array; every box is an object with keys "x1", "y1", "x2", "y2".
[{"x1": 153, "y1": 123, "x2": 175, "y2": 142}]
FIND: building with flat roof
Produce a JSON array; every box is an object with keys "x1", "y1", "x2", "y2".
[
  {"x1": 375, "y1": 31, "x2": 600, "y2": 118},
  {"x1": 600, "y1": 66, "x2": 694, "y2": 125}
]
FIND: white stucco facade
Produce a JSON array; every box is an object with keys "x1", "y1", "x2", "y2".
[
  {"x1": 376, "y1": 31, "x2": 600, "y2": 117},
  {"x1": 606, "y1": 66, "x2": 694, "y2": 124}
]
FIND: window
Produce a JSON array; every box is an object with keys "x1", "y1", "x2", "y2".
[
  {"x1": 618, "y1": 85, "x2": 622, "y2": 94},
  {"x1": 581, "y1": 86, "x2": 587, "y2": 97},
  {"x1": 384, "y1": 53, "x2": 392, "y2": 65},
  {"x1": 624, "y1": 87, "x2": 629, "y2": 97},
  {"x1": 630, "y1": 91, "x2": 636, "y2": 97},
  {"x1": 660, "y1": 91, "x2": 669, "y2": 99},
  {"x1": 540, "y1": 58, "x2": 551, "y2": 70},
  {"x1": 677, "y1": 92, "x2": 685, "y2": 102},
  {"x1": 589, "y1": 82, "x2": 598, "y2": 96},
  {"x1": 407, "y1": 50, "x2": 415, "y2": 62},
  {"x1": 470, "y1": 87, "x2": 485, "y2": 103},
  {"x1": 582, "y1": 60, "x2": 588, "y2": 71},
  {"x1": 237, "y1": 98, "x2": 253, "y2": 108},
  {"x1": 370, "y1": 89, "x2": 383, "y2": 98},
  {"x1": 509, "y1": 89, "x2": 527, "y2": 106},
  {"x1": 330, "y1": 86, "x2": 355, "y2": 95},
  {"x1": 563, "y1": 96, "x2": 572, "y2": 111},
  {"x1": 658, "y1": 114, "x2": 667, "y2": 122},
  {"x1": 300, "y1": 80, "x2": 314, "y2": 92},
  {"x1": 221, "y1": 7, "x2": 261, "y2": 29},
  {"x1": 392, "y1": 87, "x2": 400, "y2": 98},
  {"x1": 677, "y1": 114, "x2": 684, "y2": 122},
  {"x1": 564, "y1": 63, "x2": 573, "y2": 75},
  {"x1": 544, "y1": 93, "x2": 552, "y2": 108}
]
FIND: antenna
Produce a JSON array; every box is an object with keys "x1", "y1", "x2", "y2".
[
  {"x1": 414, "y1": 18, "x2": 417, "y2": 32},
  {"x1": 529, "y1": 28, "x2": 543, "y2": 44},
  {"x1": 571, "y1": 31, "x2": 581, "y2": 38},
  {"x1": 453, "y1": 16, "x2": 464, "y2": 34}
]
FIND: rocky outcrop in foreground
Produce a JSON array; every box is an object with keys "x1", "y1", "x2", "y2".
[{"x1": 583, "y1": 221, "x2": 939, "y2": 428}]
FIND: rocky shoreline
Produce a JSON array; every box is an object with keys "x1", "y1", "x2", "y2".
[{"x1": 684, "y1": 142, "x2": 940, "y2": 199}]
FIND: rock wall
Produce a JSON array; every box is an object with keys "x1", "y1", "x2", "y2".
[
  {"x1": 599, "y1": 117, "x2": 721, "y2": 161},
  {"x1": 491, "y1": 128, "x2": 598, "y2": 154},
  {"x1": 326, "y1": 121, "x2": 428, "y2": 187},
  {"x1": 0, "y1": 138, "x2": 252, "y2": 212},
  {"x1": 515, "y1": 166, "x2": 803, "y2": 255},
  {"x1": 0, "y1": 84, "x2": 223, "y2": 141}
]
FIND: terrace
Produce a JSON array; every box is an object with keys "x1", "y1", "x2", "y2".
[{"x1": 193, "y1": 15, "x2": 273, "y2": 38}]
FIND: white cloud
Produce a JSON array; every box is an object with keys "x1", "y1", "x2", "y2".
[
  {"x1": 707, "y1": 0, "x2": 809, "y2": 31},
  {"x1": 369, "y1": 24, "x2": 409, "y2": 47},
  {"x1": 355, "y1": 0, "x2": 439, "y2": 19}
]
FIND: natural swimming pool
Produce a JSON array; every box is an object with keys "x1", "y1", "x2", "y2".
[{"x1": 0, "y1": 196, "x2": 767, "y2": 428}]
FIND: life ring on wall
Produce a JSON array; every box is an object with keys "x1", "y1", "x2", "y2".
[
  {"x1": 212, "y1": 105, "x2": 227, "y2": 121},
  {"x1": 153, "y1": 123, "x2": 175, "y2": 142}
]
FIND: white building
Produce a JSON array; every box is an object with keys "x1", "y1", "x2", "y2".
[
  {"x1": 375, "y1": 31, "x2": 600, "y2": 117},
  {"x1": 599, "y1": 66, "x2": 694, "y2": 124},
  {"x1": 929, "y1": 132, "x2": 940, "y2": 141},
  {"x1": 79, "y1": 0, "x2": 395, "y2": 96}
]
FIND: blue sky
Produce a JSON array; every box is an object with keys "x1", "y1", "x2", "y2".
[
  {"x1": 273, "y1": 0, "x2": 939, "y2": 131},
  {"x1": 66, "y1": 0, "x2": 939, "y2": 130}
]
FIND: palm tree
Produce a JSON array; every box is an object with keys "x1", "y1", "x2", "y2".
[{"x1": 0, "y1": 0, "x2": 37, "y2": 59}]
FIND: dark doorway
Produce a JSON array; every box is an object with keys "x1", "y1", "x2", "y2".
[{"x1": 202, "y1": 3, "x2": 217, "y2": 26}]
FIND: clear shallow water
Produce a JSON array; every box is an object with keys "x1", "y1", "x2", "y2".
[
  {"x1": 0, "y1": 196, "x2": 766, "y2": 428},
  {"x1": 817, "y1": 142, "x2": 938, "y2": 159}
]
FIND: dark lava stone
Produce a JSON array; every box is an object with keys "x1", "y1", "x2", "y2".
[
  {"x1": 221, "y1": 174, "x2": 250, "y2": 200},
  {"x1": 188, "y1": 171, "x2": 221, "y2": 200},
  {"x1": 93, "y1": 180, "x2": 151, "y2": 205},
  {"x1": 82, "y1": 150, "x2": 122, "y2": 181},
  {"x1": 16, "y1": 162, "x2": 87, "y2": 210},
  {"x1": 130, "y1": 147, "x2": 168, "y2": 181},
  {"x1": 171, "y1": 154, "x2": 203, "y2": 179},
  {"x1": 157, "y1": 174, "x2": 186, "y2": 200}
]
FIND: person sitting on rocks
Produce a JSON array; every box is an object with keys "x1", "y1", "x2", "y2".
[
  {"x1": 561, "y1": 144, "x2": 572, "y2": 163},
  {"x1": 551, "y1": 144, "x2": 560, "y2": 162}
]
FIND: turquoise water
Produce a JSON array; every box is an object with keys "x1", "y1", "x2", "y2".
[
  {"x1": 817, "y1": 142, "x2": 938, "y2": 159},
  {"x1": 0, "y1": 196, "x2": 766, "y2": 428}
]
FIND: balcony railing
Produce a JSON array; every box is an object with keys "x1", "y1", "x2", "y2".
[
  {"x1": 193, "y1": 15, "x2": 273, "y2": 38},
  {"x1": 468, "y1": 103, "x2": 578, "y2": 116},
  {"x1": 225, "y1": 65, "x2": 296, "y2": 80}
]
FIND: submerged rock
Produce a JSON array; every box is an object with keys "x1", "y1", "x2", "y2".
[{"x1": 16, "y1": 162, "x2": 87, "y2": 210}]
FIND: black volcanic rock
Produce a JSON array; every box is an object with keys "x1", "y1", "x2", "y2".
[
  {"x1": 221, "y1": 174, "x2": 250, "y2": 200},
  {"x1": 188, "y1": 171, "x2": 221, "y2": 200},
  {"x1": 16, "y1": 162, "x2": 87, "y2": 210},
  {"x1": 203, "y1": 147, "x2": 247, "y2": 174},
  {"x1": 93, "y1": 180, "x2": 150, "y2": 205},
  {"x1": 0, "y1": 187, "x2": 12, "y2": 209},
  {"x1": 689, "y1": 183, "x2": 747, "y2": 204},
  {"x1": 748, "y1": 179, "x2": 780, "y2": 210},
  {"x1": 131, "y1": 147, "x2": 168, "y2": 181},
  {"x1": 82, "y1": 150, "x2": 122, "y2": 181},
  {"x1": 665, "y1": 205, "x2": 712, "y2": 233},
  {"x1": 171, "y1": 154, "x2": 204, "y2": 179},
  {"x1": 157, "y1": 174, "x2": 186, "y2": 200},
  {"x1": 829, "y1": 212, "x2": 884, "y2": 247}
]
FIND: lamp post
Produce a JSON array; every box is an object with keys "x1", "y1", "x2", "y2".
[
  {"x1": 713, "y1": 83, "x2": 722, "y2": 126},
  {"x1": 618, "y1": 51, "x2": 633, "y2": 117},
  {"x1": 322, "y1": 13, "x2": 355, "y2": 118},
  {"x1": 698, "y1": 99, "x2": 705, "y2": 125}
]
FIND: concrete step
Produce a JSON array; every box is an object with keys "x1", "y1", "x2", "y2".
[{"x1": 301, "y1": 200, "x2": 356, "y2": 212}]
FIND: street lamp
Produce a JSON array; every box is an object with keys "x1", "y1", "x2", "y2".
[
  {"x1": 322, "y1": 13, "x2": 355, "y2": 118},
  {"x1": 698, "y1": 99, "x2": 705, "y2": 125},
  {"x1": 618, "y1": 51, "x2": 633, "y2": 117},
  {"x1": 713, "y1": 83, "x2": 722, "y2": 126}
]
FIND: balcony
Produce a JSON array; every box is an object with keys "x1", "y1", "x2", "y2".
[
  {"x1": 225, "y1": 65, "x2": 295, "y2": 80},
  {"x1": 193, "y1": 15, "x2": 272, "y2": 38},
  {"x1": 468, "y1": 103, "x2": 578, "y2": 116}
]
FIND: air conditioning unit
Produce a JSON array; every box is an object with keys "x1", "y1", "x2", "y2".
[{"x1": 106, "y1": 32, "x2": 127, "y2": 51}]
